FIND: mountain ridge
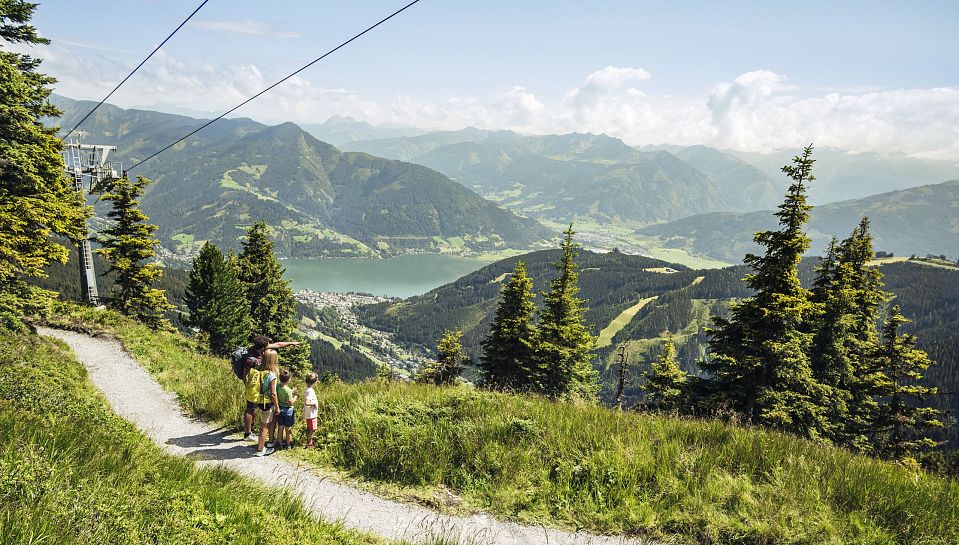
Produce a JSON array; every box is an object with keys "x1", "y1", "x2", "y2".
[
  {"x1": 638, "y1": 179, "x2": 959, "y2": 261},
  {"x1": 50, "y1": 95, "x2": 553, "y2": 258}
]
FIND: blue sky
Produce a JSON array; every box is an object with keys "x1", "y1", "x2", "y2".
[{"x1": 17, "y1": 0, "x2": 959, "y2": 158}]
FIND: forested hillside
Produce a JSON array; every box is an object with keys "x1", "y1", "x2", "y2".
[
  {"x1": 357, "y1": 251, "x2": 959, "y2": 445},
  {"x1": 50, "y1": 96, "x2": 553, "y2": 257},
  {"x1": 357, "y1": 249, "x2": 698, "y2": 359},
  {"x1": 639, "y1": 179, "x2": 959, "y2": 261}
]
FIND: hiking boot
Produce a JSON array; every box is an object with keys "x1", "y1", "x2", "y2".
[
  {"x1": 265, "y1": 440, "x2": 277, "y2": 449},
  {"x1": 254, "y1": 447, "x2": 274, "y2": 457},
  {"x1": 243, "y1": 433, "x2": 254, "y2": 441}
]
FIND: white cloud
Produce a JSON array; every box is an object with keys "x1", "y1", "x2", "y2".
[
  {"x1": 22, "y1": 40, "x2": 959, "y2": 161},
  {"x1": 583, "y1": 66, "x2": 651, "y2": 89},
  {"x1": 189, "y1": 19, "x2": 300, "y2": 38}
]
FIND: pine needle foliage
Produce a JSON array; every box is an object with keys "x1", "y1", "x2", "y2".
[
  {"x1": 811, "y1": 218, "x2": 888, "y2": 449},
  {"x1": 704, "y1": 145, "x2": 827, "y2": 437},
  {"x1": 185, "y1": 242, "x2": 251, "y2": 355},
  {"x1": 643, "y1": 335, "x2": 687, "y2": 411},
  {"x1": 480, "y1": 260, "x2": 537, "y2": 390},
  {"x1": 0, "y1": 1, "x2": 87, "y2": 328},
  {"x1": 96, "y1": 175, "x2": 172, "y2": 330},
  {"x1": 237, "y1": 222, "x2": 309, "y2": 372},
  {"x1": 417, "y1": 329, "x2": 465, "y2": 385},
  {"x1": 533, "y1": 224, "x2": 598, "y2": 401},
  {"x1": 870, "y1": 305, "x2": 945, "y2": 459}
]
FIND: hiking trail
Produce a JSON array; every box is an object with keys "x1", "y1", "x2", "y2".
[{"x1": 40, "y1": 327, "x2": 652, "y2": 545}]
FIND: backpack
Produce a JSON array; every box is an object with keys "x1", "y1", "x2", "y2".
[
  {"x1": 261, "y1": 371, "x2": 276, "y2": 397},
  {"x1": 230, "y1": 347, "x2": 249, "y2": 380}
]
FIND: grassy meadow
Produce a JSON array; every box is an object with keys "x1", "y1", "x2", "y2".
[
  {"x1": 0, "y1": 331, "x2": 408, "y2": 544},
  {"x1": 43, "y1": 304, "x2": 959, "y2": 545}
]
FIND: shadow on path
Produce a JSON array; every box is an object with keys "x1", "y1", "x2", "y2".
[{"x1": 167, "y1": 428, "x2": 259, "y2": 461}]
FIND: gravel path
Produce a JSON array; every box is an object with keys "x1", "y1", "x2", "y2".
[{"x1": 40, "y1": 328, "x2": 654, "y2": 545}]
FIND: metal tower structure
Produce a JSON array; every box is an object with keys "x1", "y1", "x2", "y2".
[{"x1": 63, "y1": 140, "x2": 120, "y2": 305}]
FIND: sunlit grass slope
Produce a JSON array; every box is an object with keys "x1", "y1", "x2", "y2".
[
  {"x1": 45, "y1": 304, "x2": 959, "y2": 545},
  {"x1": 0, "y1": 328, "x2": 391, "y2": 545}
]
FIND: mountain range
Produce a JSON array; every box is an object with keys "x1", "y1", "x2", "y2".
[
  {"x1": 729, "y1": 147, "x2": 959, "y2": 204},
  {"x1": 638, "y1": 179, "x2": 959, "y2": 261},
  {"x1": 50, "y1": 96, "x2": 553, "y2": 258},
  {"x1": 349, "y1": 130, "x2": 782, "y2": 224}
]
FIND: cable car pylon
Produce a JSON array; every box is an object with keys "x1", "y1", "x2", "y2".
[{"x1": 62, "y1": 137, "x2": 120, "y2": 305}]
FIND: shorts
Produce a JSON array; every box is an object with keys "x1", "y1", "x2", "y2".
[
  {"x1": 278, "y1": 406, "x2": 295, "y2": 428},
  {"x1": 245, "y1": 401, "x2": 259, "y2": 411},
  {"x1": 259, "y1": 403, "x2": 276, "y2": 424},
  {"x1": 306, "y1": 418, "x2": 317, "y2": 432}
]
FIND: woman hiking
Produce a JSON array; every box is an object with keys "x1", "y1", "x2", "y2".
[{"x1": 254, "y1": 349, "x2": 281, "y2": 457}]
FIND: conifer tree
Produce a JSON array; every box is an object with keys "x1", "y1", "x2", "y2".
[
  {"x1": 237, "y1": 222, "x2": 309, "y2": 372},
  {"x1": 810, "y1": 219, "x2": 887, "y2": 448},
  {"x1": 642, "y1": 335, "x2": 687, "y2": 411},
  {"x1": 533, "y1": 224, "x2": 598, "y2": 400},
  {"x1": 0, "y1": 2, "x2": 88, "y2": 328},
  {"x1": 185, "y1": 242, "x2": 251, "y2": 355},
  {"x1": 869, "y1": 306, "x2": 944, "y2": 459},
  {"x1": 703, "y1": 145, "x2": 826, "y2": 437},
  {"x1": 417, "y1": 329, "x2": 465, "y2": 385},
  {"x1": 481, "y1": 260, "x2": 537, "y2": 390},
  {"x1": 96, "y1": 175, "x2": 172, "y2": 329}
]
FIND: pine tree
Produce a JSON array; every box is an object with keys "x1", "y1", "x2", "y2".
[
  {"x1": 417, "y1": 329, "x2": 465, "y2": 385},
  {"x1": 869, "y1": 306, "x2": 944, "y2": 459},
  {"x1": 185, "y1": 242, "x2": 251, "y2": 355},
  {"x1": 811, "y1": 219, "x2": 888, "y2": 448},
  {"x1": 237, "y1": 222, "x2": 309, "y2": 373},
  {"x1": 703, "y1": 145, "x2": 827, "y2": 437},
  {"x1": 533, "y1": 224, "x2": 598, "y2": 400},
  {"x1": 96, "y1": 175, "x2": 172, "y2": 329},
  {"x1": 0, "y1": 2, "x2": 88, "y2": 328},
  {"x1": 643, "y1": 335, "x2": 687, "y2": 411},
  {"x1": 480, "y1": 260, "x2": 537, "y2": 390}
]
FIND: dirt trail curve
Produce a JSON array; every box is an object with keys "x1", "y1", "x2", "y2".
[{"x1": 40, "y1": 328, "x2": 653, "y2": 545}]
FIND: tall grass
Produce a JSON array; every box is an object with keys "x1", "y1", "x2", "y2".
[
  {"x1": 45, "y1": 305, "x2": 959, "y2": 544},
  {"x1": 0, "y1": 328, "x2": 389, "y2": 544}
]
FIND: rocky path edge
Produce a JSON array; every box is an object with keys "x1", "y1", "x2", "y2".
[{"x1": 39, "y1": 327, "x2": 654, "y2": 545}]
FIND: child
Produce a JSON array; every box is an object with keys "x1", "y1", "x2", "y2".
[
  {"x1": 303, "y1": 372, "x2": 319, "y2": 448},
  {"x1": 276, "y1": 368, "x2": 298, "y2": 449},
  {"x1": 255, "y1": 350, "x2": 280, "y2": 457}
]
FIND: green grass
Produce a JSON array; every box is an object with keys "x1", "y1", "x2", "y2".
[
  {"x1": 43, "y1": 305, "x2": 959, "y2": 544},
  {"x1": 0, "y1": 329, "x2": 389, "y2": 545},
  {"x1": 595, "y1": 296, "x2": 658, "y2": 349}
]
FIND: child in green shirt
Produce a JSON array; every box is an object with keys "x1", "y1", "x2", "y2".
[{"x1": 276, "y1": 368, "x2": 297, "y2": 449}]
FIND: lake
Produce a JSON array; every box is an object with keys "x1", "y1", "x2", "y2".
[{"x1": 281, "y1": 254, "x2": 493, "y2": 299}]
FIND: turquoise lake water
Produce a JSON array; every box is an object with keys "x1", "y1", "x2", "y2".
[{"x1": 281, "y1": 254, "x2": 493, "y2": 299}]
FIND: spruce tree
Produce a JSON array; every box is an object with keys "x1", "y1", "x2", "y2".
[
  {"x1": 870, "y1": 306, "x2": 944, "y2": 459},
  {"x1": 96, "y1": 175, "x2": 172, "y2": 329},
  {"x1": 237, "y1": 222, "x2": 309, "y2": 372},
  {"x1": 417, "y1": 329, "x2": 465, "y2": 385},
  {"x1": 703, "y1": 145, "x2": 826, "y2": 437},
  {"x1": 642, "y1": 335, "x2": 687, "y2": 411},
  {"x1": 0, "y1": 2, "x2": 88, "y2": 328},
  {"x1": 811, "y1": 219, "x2": 888, "y2": 448},
  {"x1": 185, "y1": 242, "x2": 251, "y2": 355},
  {"x1": 480, "y1": 260, "x2": 537, "y2": 390},
  {"x1": 533, "y1": 224, "x2": 598, "y2": 400}
]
